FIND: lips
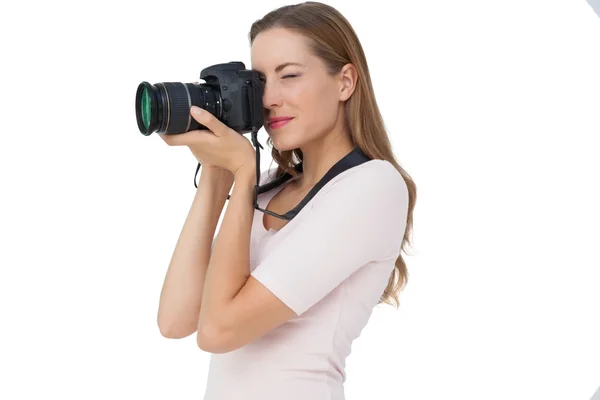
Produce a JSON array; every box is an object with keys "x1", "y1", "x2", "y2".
[
  {"x1": 268, "y1": 117, "x2": 294, "y2": 129},
  {"x1": 268, "y1": 117, "x2": 293, "y2": 124}
]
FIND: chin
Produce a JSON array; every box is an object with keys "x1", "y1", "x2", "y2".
[
  {"x1": 272, "y1": 137, "x2": 302, "y2": 153},
  {"x1": 267, "y1": 130, "x2": 297, "y2": 152}
]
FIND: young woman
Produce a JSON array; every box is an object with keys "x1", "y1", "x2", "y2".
[{"x1": 157, "y1": 2, "x2": 417, "y2": 399}]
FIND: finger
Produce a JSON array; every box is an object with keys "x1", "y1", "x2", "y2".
[
  {"x1": 158, "y1": 133, "x2": 175, "y2": 146},
  {"x1": 190, "y1": 106, "x2": 227, "y2": 137},
  {"x1": 158, "y1": 133, "x2": 183, "y2": 146},
  {"x1": 158, "y1": 131, "x2": 210, "y2": 147}
]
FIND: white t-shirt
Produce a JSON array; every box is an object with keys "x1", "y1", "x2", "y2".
[{"x1": 202, "y1": 159, "x2": 409, "y2": 400}]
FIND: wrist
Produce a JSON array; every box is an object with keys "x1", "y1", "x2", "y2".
[
  {"x1": 201, "y1": 167, "x2": 234, "y2": 187},
  {"x1": 234, "y1": 163, "x2": 256, "y2": 182}
]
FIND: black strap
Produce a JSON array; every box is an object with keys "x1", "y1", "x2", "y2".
[{"x1": 254, "y1": 146, "x2": 371, "y2": 220}]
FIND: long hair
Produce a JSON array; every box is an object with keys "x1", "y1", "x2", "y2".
[{"x1": 249, "y1": 1, "x2": 417, "y2": 308}]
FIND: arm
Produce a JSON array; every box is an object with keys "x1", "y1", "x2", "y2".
[
  {"x1": 196, "y1": 165, "x2": 261, "y2": 349},
  {"x1": 197, "y1": 162, "x2": 408, "y2": 354},
  {"x1": 157, "y1": 167, "x2": 234, "y2": 339}
]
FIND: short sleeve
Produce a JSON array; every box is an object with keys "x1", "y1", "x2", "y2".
[{"x1": 250, "y1": 161, "x2": 409, "y2": 316}]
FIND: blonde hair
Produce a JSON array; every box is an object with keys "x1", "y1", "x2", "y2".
[{"x1": 249, "y1": 1, "x2": 417, "y2": 308}]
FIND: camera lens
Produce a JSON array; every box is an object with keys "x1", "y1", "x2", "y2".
[
  {"x1": 135, "y1": 81, "x2": 222, "y2": 136},
  {"x1": 140, "y1": 87, "x2": 152, "y2": 132}
]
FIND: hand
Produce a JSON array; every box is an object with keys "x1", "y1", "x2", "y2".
[
  {"x1": 186, "y1": 145, "x2": 220, "y2": 171},
  {"x1": 178, "y1": 82, "x2": 222, "y2": 172},
  {"x1": 159, "y1": 106, "x2": 256, "y2": 176}
]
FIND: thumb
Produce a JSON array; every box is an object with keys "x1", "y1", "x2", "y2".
[{"x1": 190, "y1": 106, "x2": 227, "y2": 136}]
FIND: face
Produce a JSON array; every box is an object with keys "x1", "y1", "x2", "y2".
[{"x1": 251, "y1": 28, "x2": 348, "y2": 152}]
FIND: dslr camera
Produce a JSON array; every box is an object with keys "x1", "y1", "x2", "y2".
[{"x1": 135, "y1": 61, "x2": 264, "y2": 136}]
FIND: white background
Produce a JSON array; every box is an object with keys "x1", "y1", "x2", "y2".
[{"x1": 1, "y1": 0, "x2": 599, "y2": 399}]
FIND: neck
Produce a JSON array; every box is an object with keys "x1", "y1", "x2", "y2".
[{"x1": 295, "y1": 126, "x2": 355, "y2": 191}]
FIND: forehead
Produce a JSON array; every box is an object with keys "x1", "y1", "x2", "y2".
[{"x1": 251, "y1": 28, "x2": 311, "y2": 72}]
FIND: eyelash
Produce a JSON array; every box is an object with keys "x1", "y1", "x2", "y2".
[{"x1": 260, "y1": 74, "x2": 299, "y2": 82}]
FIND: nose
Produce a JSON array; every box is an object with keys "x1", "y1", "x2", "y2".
[{"x1": 262, "y1": 81, "x2": 282, "y2": 110}]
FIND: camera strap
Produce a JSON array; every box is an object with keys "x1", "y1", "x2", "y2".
[{"x1": 194, "y1": 144, "x2": 372, "y2": 221}]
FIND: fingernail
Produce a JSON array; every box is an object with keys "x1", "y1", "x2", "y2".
[{"x1": 191, "y1": 106, "x2": 202, "y2": 116}]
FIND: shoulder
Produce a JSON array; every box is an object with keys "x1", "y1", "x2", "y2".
[
  {"x1": 304, "y1": 160, "x2": 408, "y2": 254},
  {"x1": 319, "y1": 159, "x2": 408, "y2": 203}
]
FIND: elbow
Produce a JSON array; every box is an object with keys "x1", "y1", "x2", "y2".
[
  {"x1": 159, "y1": 326, "x2": 185, "y2": 339},
  {"x1": 196, "y1": 321, "x2": 232, "y2": 354},
  {"x1": 157, "y1": 318, "x2": 196, "y2": 339},
  {"x1": 196, "y1": 334, "x2": 216, "y2": 352},
  {"x1": 197, "y1": 337, "x2": 230, "y2": 354}
]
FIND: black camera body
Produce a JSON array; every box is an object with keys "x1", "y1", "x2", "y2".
[{"x1": 135, "y1": 61, "x2": 264, "y2": 136}]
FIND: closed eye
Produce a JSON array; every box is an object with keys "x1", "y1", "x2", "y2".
[{"x1": 259, "y1": 74, "x2": 299, "y2": 83}]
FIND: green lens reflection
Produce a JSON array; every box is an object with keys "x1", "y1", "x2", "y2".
[{"x1": 141, "y1": 87, "x2": 151, "y2": 132}]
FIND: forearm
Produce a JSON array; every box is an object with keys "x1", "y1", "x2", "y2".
[
  {"x1": 157, "y1": 167, "x2": 234, "y2": 338},
  {"x1": 198, "y1": 167, "x2": 256, "y2": 339}
]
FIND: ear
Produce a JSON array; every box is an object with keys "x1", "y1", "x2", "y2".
[{"x1": 338, "y1": 63, "x2": 358, "y2": 102}]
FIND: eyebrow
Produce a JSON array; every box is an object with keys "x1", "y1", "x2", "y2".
[{"x1": 254, "y1": 62, "x2": 304, "y2": 76}]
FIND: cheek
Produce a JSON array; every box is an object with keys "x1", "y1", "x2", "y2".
[
  {"x1": 303, "y1": 86, "x2": 338, "y2": 129},
  {"x1": 269, "y1": 83, "x2": 338, "y2": 148}
]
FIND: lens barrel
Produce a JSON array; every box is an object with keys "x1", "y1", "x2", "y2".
[{"x1": 135, "y1": 81, "x2": 222, "y2": 135}]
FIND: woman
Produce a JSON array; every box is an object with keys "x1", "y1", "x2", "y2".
[{"x1": 157, "y1": 2, "x2": 417, "y2": 399}]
